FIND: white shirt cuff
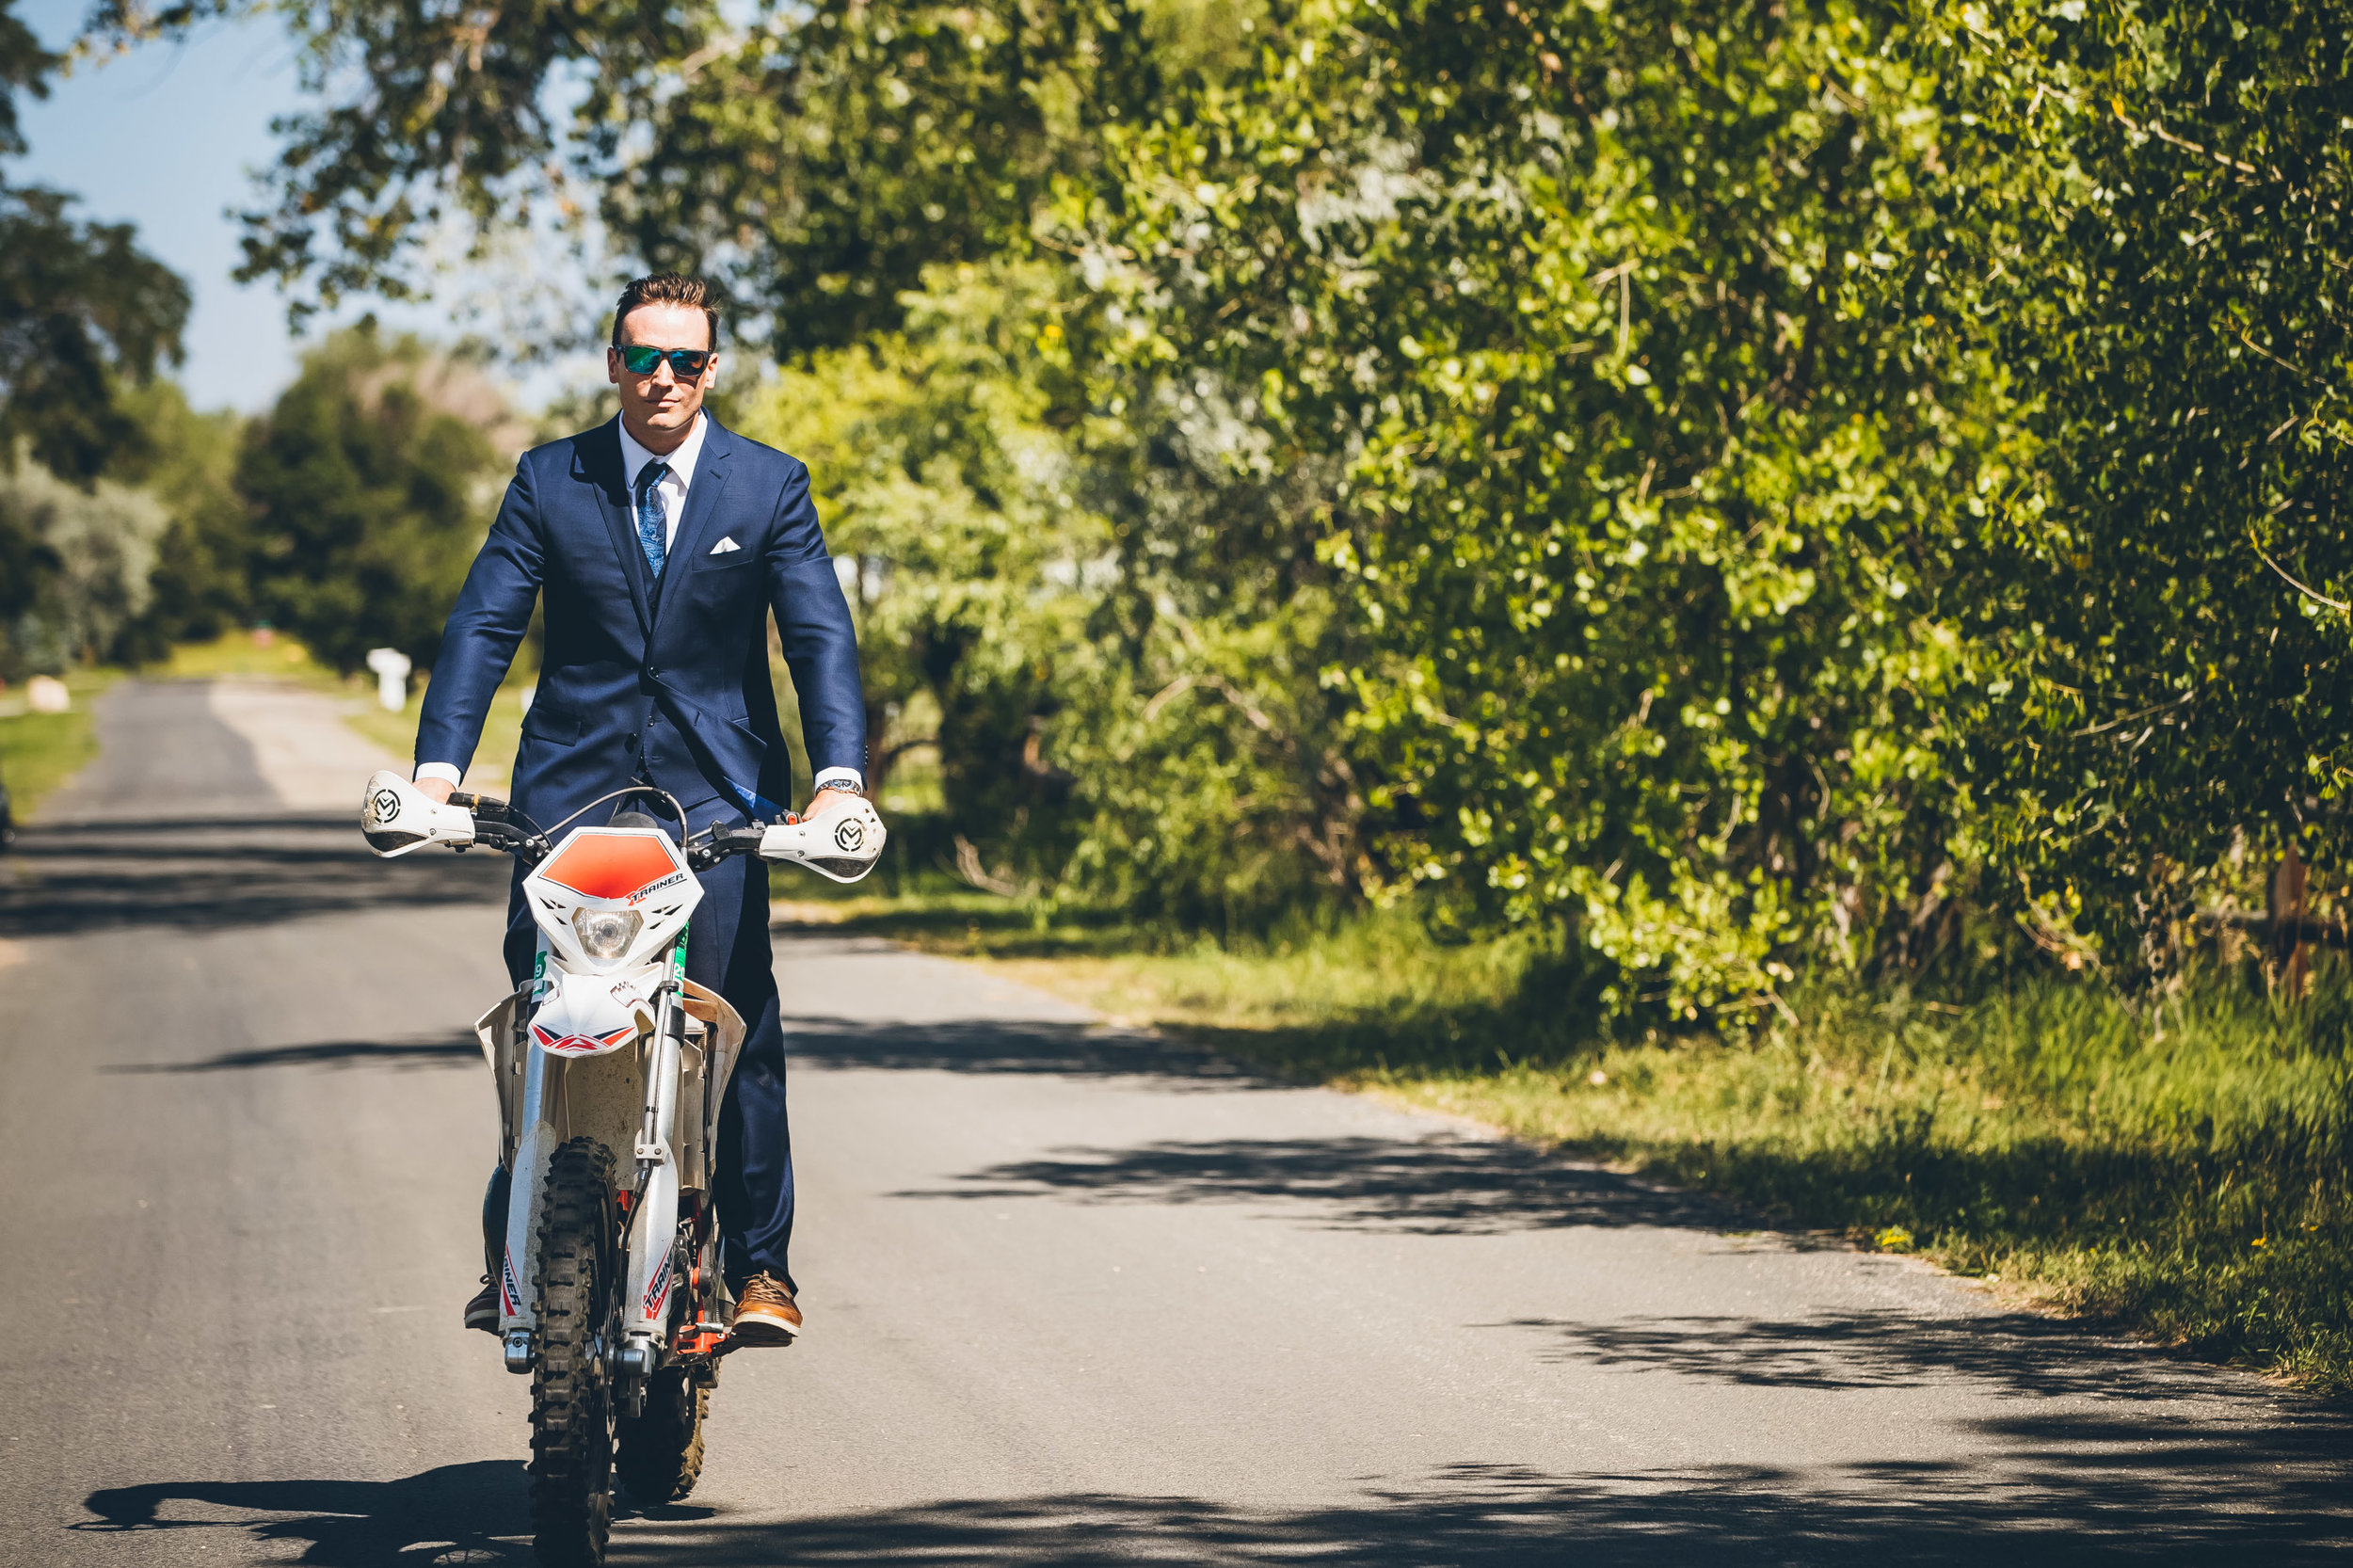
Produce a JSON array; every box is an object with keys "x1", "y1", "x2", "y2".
[
  {"x1": 415, "y1": 762, "x2": 464, "y2": 787},
  {"x1": 810, "y1": 767, "x2": 864, "y2": 793}
]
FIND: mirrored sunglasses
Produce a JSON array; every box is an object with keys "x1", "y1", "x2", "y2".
[{"x1": 617, "y1": 344, "x2": 714, "y2": 378}]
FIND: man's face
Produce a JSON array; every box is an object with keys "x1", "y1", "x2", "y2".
[{"x1": 608, "y1": 301, "x2": 716, "y2": 444}]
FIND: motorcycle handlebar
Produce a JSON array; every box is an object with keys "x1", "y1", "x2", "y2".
[
  {"x1": 688, "y1": 824, "x2": 767, "y2": 870},
  {"x1": 442, "y1": 792, "x2": 767, "y2": 871},
  {"x1": 363, "y1": 769, "x2": 876, "y2": 882}
]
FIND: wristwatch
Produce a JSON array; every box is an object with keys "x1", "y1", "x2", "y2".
[{"x1": 811, "y1": 778, "x2": 863, "y2": 795}]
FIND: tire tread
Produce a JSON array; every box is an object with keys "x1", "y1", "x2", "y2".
[{"x1": 528, "y1": 1136, "x2": 618, "y2": 1566}]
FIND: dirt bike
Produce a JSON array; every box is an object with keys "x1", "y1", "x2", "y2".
[{"x1": 360, "y1": 770, "x2": 885, "y2": 1565}]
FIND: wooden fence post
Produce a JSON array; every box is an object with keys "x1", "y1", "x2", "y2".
[{"x1": 2270, "y1": 842, "x2": 2310, "y2": 1002}]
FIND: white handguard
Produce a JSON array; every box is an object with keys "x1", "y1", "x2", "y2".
[
  {"x1": 360, "y1": 768, "x2": 479, "y2": 857},
  {"x1": 759, "y1": 795, "x2": 888, "y2": 884}
]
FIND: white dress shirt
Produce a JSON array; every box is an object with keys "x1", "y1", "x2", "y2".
[{"x1": 418, "y1": 411, "x2": 864, "y2": 799}]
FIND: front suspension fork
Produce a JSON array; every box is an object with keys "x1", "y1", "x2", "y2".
[
  {"x1": 498, "y1": 941, "x2": 553, "y2": 1372},
  {"x1": 618, "y1": 934, "x2": 690, "y2": 1380}
]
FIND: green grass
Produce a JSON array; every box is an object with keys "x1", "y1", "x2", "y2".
[
  {"x1": 158, "y1": 631, "x2": 332, "y2": 681},
  {"x1": 0, "y1": 668, "x2": 119, "y2": 823},
  {"x1": 797, "y1": 885, "x2": 2353, "y2": 1392}
]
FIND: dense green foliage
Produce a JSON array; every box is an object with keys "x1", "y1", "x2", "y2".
[
  {"x1": 234, "y1": 329, "x2": 512, "y2": 673},
  {"x1": 93, "y1": 0, "x2": 2353, "y2": 1010},
  {"x1": 1937, "y1": 4, "x2": 2353, "y2": 974},
  {"x1": 732, "y1": 263, "x2": 1369, "y2": 919},
  {"x1": 102, "y1": 381, "x2": 252, "y2": 659},
  {"x1": 8, "y1": 317, "x2": 520, "y2": 680},
  {"x1": 0, "y1": 459, "x2": 168, "y2": 678},
  {"x1": 1060, "y1": 0, "x2": 1993, "y2": 1009}
]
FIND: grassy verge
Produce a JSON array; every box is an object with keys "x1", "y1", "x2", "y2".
[
  {"x1": 782, "y1": 867, "x2": 2353, "y2": 1392},
  {"x1": 0, "y1": 668, "x2": 120, "y2": 823}
]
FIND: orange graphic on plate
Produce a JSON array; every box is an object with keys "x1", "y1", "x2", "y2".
[{"x1": 540, "y1": 831, "x2": 683, "y2": 900}]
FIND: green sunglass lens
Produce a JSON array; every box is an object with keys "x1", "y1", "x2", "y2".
[{"x1": 620, "y1": 345, "x2": 710, "y2": 376}]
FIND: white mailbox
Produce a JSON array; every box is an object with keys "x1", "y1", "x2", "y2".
[{"x1": 364, "y1": 647, "x2": 412, "y2": 712}]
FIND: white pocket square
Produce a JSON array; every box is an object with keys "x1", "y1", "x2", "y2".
[{"x1": 710, "y1": 537, "x2": 741, "y2": 554}]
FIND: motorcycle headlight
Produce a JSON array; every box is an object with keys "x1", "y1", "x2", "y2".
[{"x1": 570, "y1": 906, "x2": 642, "y2": 962}]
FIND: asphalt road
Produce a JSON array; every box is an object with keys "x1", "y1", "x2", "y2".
[{"x1": 3, "y1": 680, "x2": 2349, "y2": 1566}]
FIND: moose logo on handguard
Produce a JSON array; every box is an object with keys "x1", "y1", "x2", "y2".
[
  {"x1": 370, "y1": 788, "x2": 403, "y2": 824},
  {"x1": 832, "y1": 818, "x2": 866, "y2": 854}
]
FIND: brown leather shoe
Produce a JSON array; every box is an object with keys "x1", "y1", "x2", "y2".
[
  {"x1": 728, "y1": 1272, "x2": 801, "y2": 1348},
  {"x1": 463, "y1": 1276, "x2": 500, "y2": 1335}
]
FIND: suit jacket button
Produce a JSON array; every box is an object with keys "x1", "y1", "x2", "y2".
[{"x1": 647, "y1": 666, "x2": 661, "y2": 679}]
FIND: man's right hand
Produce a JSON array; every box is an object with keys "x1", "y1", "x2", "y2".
[{"x1": 415, "y1": 776, "x2": 456, "y2": 805}]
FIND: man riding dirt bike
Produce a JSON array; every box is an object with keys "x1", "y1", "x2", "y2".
[
  {"x1": 362, "y1": 772, "x2": 879, "y2": 1562},
  {"x1": 368, "y1": 271, "x2": 876, "y2": 1563}
]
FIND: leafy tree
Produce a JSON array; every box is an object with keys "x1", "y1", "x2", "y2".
[
  {"x1": 237, "y1": 328, "x2": 509, "y2": 673},
  {"x1": 106, "y1": 381, "x2": 251, "y2": 656},
  {"x1": 1927, "y1": 1, "x2": 2353, "y2": 975},
  {"x1": 0, "y1": 2, "x2": 186, "y2": 481},
  {"x1": 1058, "y1": 0, "x2": 2353, "y2": 991},
  {"x1": 0, "y1": 0, "x2": 188, "y2": 680},
  {"x1": 0, "y1": 185, "x2": 190, "y2": 481},
  {"x1": 737, "y1": 262, "x2": 1367, "y2": 920},
  {"x1": 88, "y1": 0, "x2": 1249, "y2": 351},
  {"x1": 736, "y1": 265, "x2": 1103, "y2": 831},
  {"x1": 0, "y1": 456, "x2": 171, "y2": 677},
  {"x1": 1052, "y1": 0, "x2": 2003, "y2": 1008},
  {"x1": 91, "y1": 0, "x2": 1378, "y2": 920}
]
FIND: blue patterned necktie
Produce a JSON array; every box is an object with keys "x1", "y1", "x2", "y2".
[{"x1": 634, "y1": 460, "x2": 670, "y2": 576}]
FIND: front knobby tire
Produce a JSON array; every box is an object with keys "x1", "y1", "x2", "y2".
[
  {"x1": 530, "y1": 1136, "x2": 620, "y2": 1566},
  {"x1": 616, "y1": 1363, "x2": 712, "y2": 1504}
]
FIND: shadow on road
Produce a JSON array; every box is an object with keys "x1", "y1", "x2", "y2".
[
  {"x1": 0, "y1": 816, "x2": 509, "y2": 938},
  {"x1": 75, "y1": 1462, "x2": 528, "y2": 1563},
  {"x1": 783, "y1": 1013, "x2": 1276, "y2": 1088},
  {"x1": 103, "y1": 1029, "x2": 483, "y2": 1074},
  {"x1": 1486, "y1": 1308, "x2": 2281, "y2": 1404},
  {"x1": 900, "y1": 1132, "x2": 1743, "y2": 1234},
  {"x1": 75, "y1": 1438, "x2": 2353, "y2": 1566}
]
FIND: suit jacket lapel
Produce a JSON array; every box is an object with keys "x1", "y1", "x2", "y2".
[
  {"x1": 655, "y1": 418, "x2": 737, "y2": 634},
  {"x1": 581, "y1": 420, "x2": 652, "y2": 637}
]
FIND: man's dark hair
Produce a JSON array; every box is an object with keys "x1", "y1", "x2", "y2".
[{"x1": 611, "y1": 273, "x2": 721, "y2": 350}]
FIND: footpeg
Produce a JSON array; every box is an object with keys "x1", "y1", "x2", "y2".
[{"x1": 676, "y1": 1318, "x2": 729, "y2": 1357}]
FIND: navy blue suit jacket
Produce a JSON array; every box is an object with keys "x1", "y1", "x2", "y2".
[{"x1": 416, "y1": 415, "x2": 864, "y2": 833}]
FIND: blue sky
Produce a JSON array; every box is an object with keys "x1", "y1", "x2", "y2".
[{"x1": 12, "y1": 0, "x2": 598, "y2": 412}]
